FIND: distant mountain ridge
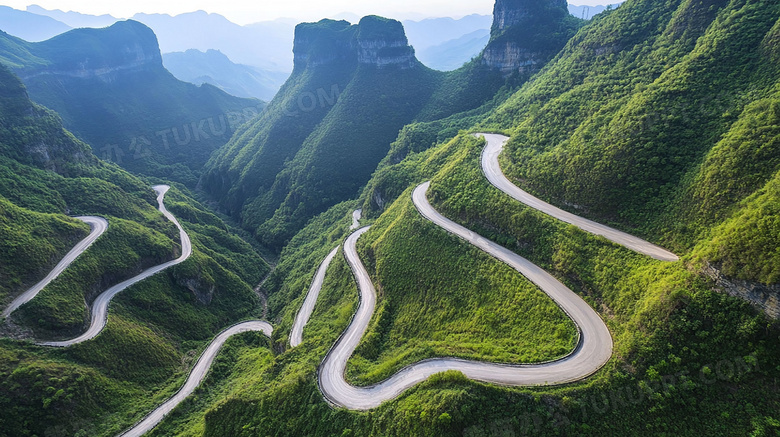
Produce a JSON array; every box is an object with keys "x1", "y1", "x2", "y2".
[
  {"x1": 163, "y1": 49, "x2": 289, "y2": 100},
  {"x1": 0, "y1": 20, "x2": 261, "y2": 185},
  {"x1": 10, "y1": 20, "x2": 162, "y2": 80},
  {"x1": 26, "y1": 4, "x2": 118, "y2": 28},
  {"x1": 0, "y1": 6, "x2": 72, "y2": 42},
  {"x1": 416, "y1": 29, "x2": 491, "y2": 71},
  {"x1": 2, "y1": 5, "x2": 619, "y2": 74}
]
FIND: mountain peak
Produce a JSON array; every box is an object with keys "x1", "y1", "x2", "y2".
[
  {"x1": 293, "y1": 16, "x2": 417, "y2": 70},
  {"x1": 293, "y1": 19, "x2": 354, "y2": 69},
  {"x1": 481, "y1": 0, "x2": 576, "y2": 76},
  {"x1": 21, "y1": 20, "x2": 163, "y2": 81},
  {"x1": 356, "y1": 16, "x2": 416, "y2": 69},
  {"x1": 492, "y1": 0, "x2": 568, "y2": 32}
]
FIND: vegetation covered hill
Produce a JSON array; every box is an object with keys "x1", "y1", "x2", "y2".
[
  {"x1": 0, "y1": 63, "x2": 271, "y2": 436},
  {"x1": 0, "y1": 20, "x2": 262, "y2": 186},
  {"x1": 2, "y1": 0, "x2": 779, "y2": 435},
  {"x1": 149, "y1": 0, "x2": 779, "y2": 436},
  {"x1": 202, "y1": 5, "x2": 580, "y2": 250}
]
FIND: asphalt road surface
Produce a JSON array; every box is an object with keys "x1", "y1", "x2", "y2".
[
  {"x1": 290, "y1": 246, "x2": 340, "y2": 347},
  {"x1": 479, "y1": 133, "x2": 679, "y2": 262},
  {"x1": 317, "y1": 182, "x2": 614, "y2": 410},
  {"x1": 291, "y1": 209, "x2": 362, "y2": 347},
  {"x1": 3, "y1": 216, "x2": 108, "y2": 318},
  {"x1": 119, "y1": 321, "x2": 273, "y2": 437},
  {"x1": 38, "y1": 185, "x2": 193, "y2": 347}
]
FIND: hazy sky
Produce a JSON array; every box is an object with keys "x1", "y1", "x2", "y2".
[{"x1": 1, "y1": 0, "x2": 617, "y2": 24}]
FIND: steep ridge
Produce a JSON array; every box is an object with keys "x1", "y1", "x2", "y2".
[
  {"x1": 201, "y1": 19, "x2": 359, "y2": 228},
  {"x1": 0, "y1": 21, "x2": 261, "y2": 185},
  {"x1": 481, "y1": 0, "x2": 578, "y2": 76},
  {"x1": 203, "y1": 16, "x2": 440, "y2": 249}
]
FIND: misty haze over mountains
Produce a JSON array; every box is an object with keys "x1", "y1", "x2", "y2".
[{"x1": 0, "y1": 3, "x2": 621, "y2": 100}]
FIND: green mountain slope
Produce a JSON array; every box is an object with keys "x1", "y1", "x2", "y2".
[
  {"x1": 0, "y1": 63, "x2": 271, "y2": 436},
  {"x1": 0, "y1": 20, "x2": 263, "y2": 186},
  {"x1": 203, "y1": 6, "x2": 579, "y2": 250},
  {"x1": 152, "y1": 0, "x2": 779, "y2": 435},
  {"x1": 202, "y1": 16, "x2": 440, "y2": 249},
  {"x1": 483, "y1": 0, "x2": 780, "y2": 254}
]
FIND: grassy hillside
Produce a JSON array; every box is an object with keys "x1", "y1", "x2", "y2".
[
  {"x1": 482, "y1": 0, "x2": 780, "y2": 256},
  {"x1": 151, "y1": 0, "x2": 779, "y2": 435},
  {"x1": 153, "y1": 133, "x2": 779, "y2": 436},
  {"x1": 0, "y1": 64, "x2": 272, "y2": 436},
  {"x1": 346, "y1": 188, "x2": 576, "y2": 386},
  {"x1": 0, "y1": 20, "x2": 262, "y2": 186}
]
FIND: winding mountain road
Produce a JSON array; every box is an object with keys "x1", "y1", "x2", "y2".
[
  {"x1": 318, "y1": 134, "x2": 679, "y2": 410},
  {"x1": 5, "y1": 131, "x2": 681, "y2": 428},
  {"x1": 318, "y1": 183, "x2": 614, "y2": 410},
  {"x1": 120, "y1": 321, "x2": 273, "y2": 437},
  {"x1": 3, "y1": 184, "x2": 274, "y2": 435},
  {"x1": 3, "y1": 216, "x2": 108, "y2": 318},
  {"x1": 291, "y1": 246, "x2": 340, "y2": 348},
  {"x1": 290, "y1": 209, "x2": 362, "y2": 348},
  {"x1": 479, "y1": 133, "x2": 679, "y2": 262},
  {"x1": 38, "y1": 185, "x2": 193, "y2": 347}
]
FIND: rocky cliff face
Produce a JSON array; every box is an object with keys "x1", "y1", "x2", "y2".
[
  {"x1": 356, "y1": 16, "x2": 416, "y2": 69},
  {"x1": 704, "y1": 263, "x2": 780, "y2": 319},
  {"x1": 492, "y1": 0, "x2": 568, "y2": 31},
  {"x1": 482, "y1": 43, "x2": 543, "y2": 76},
  {"x1": 0, "y1": 64, "x2": 95, "y2": 174},
  {"x1": 293, "y1": 16, "x2": 417, "y2": 70},
  {"x1": 481, "y1": 0, "x2": 574, "y2": 77},
  {"x1": 293, "y1": 20, "x2": 355, "y2": 69}
]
